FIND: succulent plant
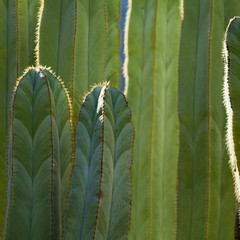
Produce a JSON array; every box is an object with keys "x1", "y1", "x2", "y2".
[
  {"x1": 3, "y1": 67, "x2": 73, "y2": 240},
  {"x1": 126, "y1": 0, "x2": 181, "y2": 239},
  {"x1": 3, "y1": 0, "x2": 240, "y2": 239},
  {"x1": 37, "y1": 0, "x2": 122, "y2": 127},
  {"x1": 63, "y1": 85, "x2": 133, "y2": 239},
  {"x1": 126, "y1": 0, "x2": 238, "y2": 239},
  {"x1": 0, "y1": 0, "x2": 42, "y2": 233},
  {"x1": 3, "y1": 67, "x2": 134, "y2": 240}
]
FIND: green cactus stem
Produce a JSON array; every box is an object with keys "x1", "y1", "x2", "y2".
[
  {"x1": 63, "y1": 85, "x2": 134, "y2": 239},
  {"x1": 177, "y1": 0, "x2": 237, "y2": 239},
  {"x1": 126, "y1": 0, "x2": 237, "y2": 239},
  {"x1": 126, "y1": 0, "x2": 182, "y2": 239},
  {"x1": 3, "y1": 67, "x2": 73, "y2": 240},
  {"x1": 0, "y1": 0, "x2": 42, "y2": 235}
]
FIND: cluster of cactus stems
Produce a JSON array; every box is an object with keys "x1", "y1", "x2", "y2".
[
  {"x1": 3, "y1": 0, "x2": 240, "y2": 239},
  {"x1": 3, "y1": 67, "x2": 134, "y2": 240},
  {"x1": 37, "y1": 0, "x2": 121, "y2": 127},
  {"x1": 1, "y1": 0, "x2": 134, "y2": 239},
  {"x1": 177, "y1": 0, "x2": 238, "y2": 239},
  {"x1": 126, "y1": 0, "x2": 240, "y2": 239}
]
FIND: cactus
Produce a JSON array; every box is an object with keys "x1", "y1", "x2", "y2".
[
  {"x1": 3, "y1": 0, "x2": 240, "y2": 239},
  {"x1": 1, "y1": 1, "x2": 135, "y2": 239},
  {"x1": 63, "y1": 85, "x2": 134, "y2": 239},
  {"x1": 224, "y1": 17, "x2": 240, "y2": 209},
  {"x1": 3, "y1": 69, "x2": 134, "y2": 239},
  {"x1": 177, "y1": 1, "x2": 237, "y2": 239},
  {"x1": 37, "y1": 0, "x2": 121, "y2": 127},
  {"x1": 0, "y1": 0, "x2": 42, "y2": 234},
  {"x1": 3, "y1": 67, "x2": 73, "y2": 240},
  {"x1": 126, "y1": 0, "x2": 182, "y2": 239},
  {"x1": 126, "y1": 0, "x2": 238, "y2": 239}
]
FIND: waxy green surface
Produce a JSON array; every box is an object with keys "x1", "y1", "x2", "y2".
[
  {"x1": 127, "y1": 0, "x2": 237, "y2": 239},
  {"x1": 127, "y1": 0, "x2": 181, "y2": 239},
  {"x1": 38, "y1": 0, "x2": 121, "y2": 128},
  {"x1": 63, "y1": 86, "x2": 133, "y2": 239},
  {"x1": 177, "y1": 1, "x2": 237, "y2": 239},
  {"x1": 3, "y1": 68, "x2": 73, "y2": 240},
  {"x1": 0, "y1": 0, "x2": 41, "y2": 235}
]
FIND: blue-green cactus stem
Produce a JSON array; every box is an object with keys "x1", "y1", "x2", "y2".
[
  {"x1": 63, "y1": 85, "x2": 134, "y2": 240},
  {"x1": 3, "y1": 67, "x2": 73, "y2": 240}
]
